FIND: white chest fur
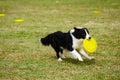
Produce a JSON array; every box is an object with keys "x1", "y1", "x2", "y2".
[{"x1": 71, "y1": 34, "x2": 83, "y2": 49}]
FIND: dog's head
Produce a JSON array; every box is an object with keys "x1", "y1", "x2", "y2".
[{"x1": 70, "y1": 27, "x2": 91, "y2": 40}]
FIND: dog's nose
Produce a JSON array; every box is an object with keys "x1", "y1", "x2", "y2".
[{"x1": 89, "y1": 37, "x2": 91, "y2": 39}]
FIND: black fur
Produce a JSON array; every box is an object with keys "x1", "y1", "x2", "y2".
[
  {"x1": 72, "y1": 27, "x2": 88, "y2": 39},
  {"x1": 40, "y1": 28, "x2": 89, "y2": 59},
  {"x1": 41, "y1": 31, "x2": 73, "y2": 58}
]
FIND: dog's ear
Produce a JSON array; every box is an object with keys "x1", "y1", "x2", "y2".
[
  {"x1": 83, "y1": 28, "x2": 89, "y2": 34},
  {"x1": 74, "y1": 27, "x2": 77, "y2": 29}
]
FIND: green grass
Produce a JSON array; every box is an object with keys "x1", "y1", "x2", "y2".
[{"x1": 0, "y1": 0, "x2": 120, "y2": 80}]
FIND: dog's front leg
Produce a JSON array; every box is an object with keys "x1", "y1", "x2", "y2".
[
  {"x1": 70, "y1": 49, "x2": 83, "y2": 61},
  {"x1": 80, "y1": 49, "x2": 94, "y2": 60}
]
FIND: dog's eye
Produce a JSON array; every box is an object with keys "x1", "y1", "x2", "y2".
[{"x1": 82, "y1": 34, "x2": 85, "y2": 36}]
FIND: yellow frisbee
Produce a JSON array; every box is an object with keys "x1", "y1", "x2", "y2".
[
  {"x1": 15, "y1": 19, "x2": 24, "y2": 22},
  {"x1": 83, "y1": 37, "x2": 97, "y2": 53},
  {"x1": 93, "y1": 10, "x2": 101, "y2": 14},
  {"x1": 0, "y1": 14, "x2": 5, "y2": 16}
]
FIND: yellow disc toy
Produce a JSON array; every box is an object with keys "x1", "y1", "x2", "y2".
[
  {"x1": 15, "y1": 19, "x2": 24, "y2": 22},
  {"x1": 83, "y1": 37, "x2": 97, "y2": 53},
  {"x1": 0, "y1": 14, "x2": 5, "y2": 17}
]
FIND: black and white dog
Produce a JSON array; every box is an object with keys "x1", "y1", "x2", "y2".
[{"x1": 40, "y1": 27, "x2": 94, "y2": 61}]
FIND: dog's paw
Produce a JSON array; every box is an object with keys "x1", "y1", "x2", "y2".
[
  {"x1": 89, "y1": 56, "x2": 95, "y2": 60},
  {"x1": 78, "y1": 58, "x2": 83, "y2": 62},
  {"x1": 58, "y1": 58, "x2": 62, "y2": 61},
  {"x1": 61, "y1": 55, "x2": 66, "y2": 59},
  {"x1": 72, "y1": 56, "x2": 78, "y2": 59}
]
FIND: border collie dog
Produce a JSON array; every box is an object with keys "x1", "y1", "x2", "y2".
[{"x1": 40, "y1": 27, "x2": 94, "y2": 61}]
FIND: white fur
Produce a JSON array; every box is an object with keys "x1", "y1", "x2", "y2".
[
  {"x1": 80, "y1": 49, "x2": 94, "y2": 60},
  {"x1": 61, "y1": 54, "x2": 66, "y2": 59},
  {"x1": 70, "y1": 34, "x2": 83, "y2": 49},
  {"x1": 70, "y1": 49, "x2": 83, "y2": 61},
  {"x1": 70, "y1": 29, "x2": 75, "y2": 34},
  {"x1": 85, "y1": 29, "x2": 91, "y2": 39},
  {"x1": 75, "y1": 27, "x2": 83, "y2": 29},
  {"x1": 58, "y1": 58, "x2": 62, "y2": 61}
]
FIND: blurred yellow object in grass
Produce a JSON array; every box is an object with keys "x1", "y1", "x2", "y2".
[
  {"x1": 83, "y1": 37, "x2": 97, "y2": 53},
  {"x1": 15, "y1": 19, "x2": 24, "y2": 22},
  {"x1": 93, "y1": 10, "x2": 102, "y2": 14},
  {"x1": 0, "y1": 14, "x2": 5, "y2": 16}
]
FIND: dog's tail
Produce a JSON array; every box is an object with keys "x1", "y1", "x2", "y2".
[{"x1": 40, "y1": 35, "x2": 52, "y2": 46}]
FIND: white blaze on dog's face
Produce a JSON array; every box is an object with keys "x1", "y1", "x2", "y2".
[{"x1": 84, "y1": 28, "x2": 91, "y2": 39}]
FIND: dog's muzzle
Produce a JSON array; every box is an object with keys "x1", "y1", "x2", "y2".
[{"x1": 86, "y1": 35, "x2": 91, "y2": 40}]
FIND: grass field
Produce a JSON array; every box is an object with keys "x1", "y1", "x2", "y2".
[{"x1": 0, "y1": 0, "x2": 120, "y2": 80}]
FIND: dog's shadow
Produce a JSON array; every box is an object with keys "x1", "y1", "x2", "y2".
[
  {"x1": 52, "y1": 56, "x2": 95, "y2": 65},
  {"x1": 63, "y1": 58, "x2": 95, "y2": 65}
]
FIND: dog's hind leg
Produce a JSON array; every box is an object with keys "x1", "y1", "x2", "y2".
[
  {"x1": 51, "y1": 43, "x2": 62, "y2": 61},
  {"x1": 55, "y1": 48, "x2": 62, "y2": 61},
  {"x1": 55, "y1": 49, "x2": 62, "y2": 61},
  {"x1": 59, "y1": 48, "x2": 65, "y2": 59},
  {"x1": 61, "y1": 53, "x2": 65, "y2": 59}
]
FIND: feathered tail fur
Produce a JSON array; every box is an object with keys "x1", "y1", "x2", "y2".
[{"x1": 40, "y1": 34, "x2": 52, "y2": 46}]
